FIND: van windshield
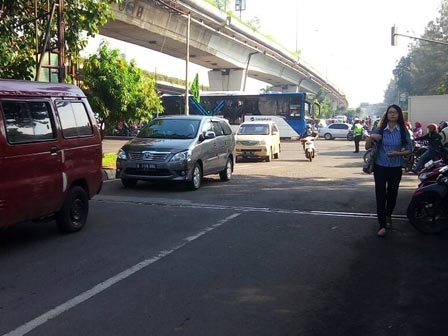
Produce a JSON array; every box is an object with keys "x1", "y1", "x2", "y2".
[
  {"x1": 138, "y1": 119, "x2": 200, "y2": 139},
  {"x1": 237, "y1": 124, "x2": 270, "y2": 135}
]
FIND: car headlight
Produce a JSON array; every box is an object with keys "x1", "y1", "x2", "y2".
[
  {"x1": 170, "y1": 150, "x2": 191, "y2": 162},
  {"x1": 258, "y1": 139, "x2": 266, "y2": 145},
  {"x1": 117, "y1": 149, "x2": 127, "y2": 160}
]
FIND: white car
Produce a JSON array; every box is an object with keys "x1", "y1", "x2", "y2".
[
  {"x1": 319, "y1": 123, "x2": 352, "y2": 140},
  {"x1": 235, "y1": 121, "x2": 281, "y2": 162}
]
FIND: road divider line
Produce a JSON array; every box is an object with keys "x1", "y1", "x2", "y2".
[
  {"x1": 93, "y1": 196, "x2": 408, "y2": 221},
  {"x1": 2, "y1": 213, "x2": 242, "y2": 336}
]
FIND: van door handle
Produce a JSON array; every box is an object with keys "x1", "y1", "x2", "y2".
[{"x1": 50, "y1": 146, "x2": 59, "y2": 154}]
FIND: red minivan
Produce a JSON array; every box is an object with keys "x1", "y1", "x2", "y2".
[{"x1": 0, "y1": 79, "x2": 103, "y2": 233}]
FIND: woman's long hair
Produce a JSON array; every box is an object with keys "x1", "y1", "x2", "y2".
[{"x1": 378, "y1": 104, "x2": 408, "y2": 145}]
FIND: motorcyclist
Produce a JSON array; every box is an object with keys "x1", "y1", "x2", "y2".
[
  {"x1": 413, "y1": 121, "x2": 423, "y2": 138},
  {"x1": 300, "y1": 124, "x2": 318, "y2": 150},
  {"x1": 413, "y1": 123, "x2": 444, "y2": 173}
]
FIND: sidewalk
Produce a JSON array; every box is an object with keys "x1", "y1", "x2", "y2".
[{"x1": 102, "y1": 138, "x2": 128, "y2": 181}]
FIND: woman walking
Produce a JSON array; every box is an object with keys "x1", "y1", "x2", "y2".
[{"x1": 365, "y1": 104, "x2": 413, "y2": 237}]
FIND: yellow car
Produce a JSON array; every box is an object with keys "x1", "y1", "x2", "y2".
[{"x1": 235, "y1": 121, "x2": 281, "y2": 162}]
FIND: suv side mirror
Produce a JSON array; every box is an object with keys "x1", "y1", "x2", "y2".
[{"x1": 203, "y1": 131, "x2": 216, "y2": 139}]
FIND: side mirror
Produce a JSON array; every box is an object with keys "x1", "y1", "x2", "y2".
[
  {"x1": 204, "y1": 131, "x2": 216, "y2": 139},
  {"x1": 272, "y1": 131, "x2": 278, "y2": 135}
]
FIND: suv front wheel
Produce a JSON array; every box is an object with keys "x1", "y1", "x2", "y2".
[
  {"x1": 219, "y1": 157, "x2": 233, "y2": 181},
  {"x1": 187, "y1": 162, "x2": 202, "y2": 190}
]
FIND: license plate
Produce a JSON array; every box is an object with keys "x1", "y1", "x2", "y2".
[
  {"x1": 137, "y1": 163, "x2": 156, "y2": 169},
  {"x1": 243, "y1": 151, "x2": 253, "y2": 155},
  {"x1": 424, "y1": 160, "x2": 433, "y2": 168}
]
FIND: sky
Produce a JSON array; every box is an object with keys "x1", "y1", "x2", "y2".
[{"x1": 85, "y1": 0, "x2": 443, "y2": 108}]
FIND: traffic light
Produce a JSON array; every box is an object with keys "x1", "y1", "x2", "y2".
[{"x1": 391, "y1": 25, "x2": 398, "y2": 46}]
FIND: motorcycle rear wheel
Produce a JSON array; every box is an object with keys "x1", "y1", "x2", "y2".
[
  {"x1": 407, "y1": 191, "x2": 448, "y2": 234},
  {"x1": 306, "y1": 150, "x2": 312, "y2": 162}
]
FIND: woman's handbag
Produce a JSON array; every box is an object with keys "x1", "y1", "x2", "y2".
[{"x1": 363, "y1": 143, "x2": 379, "y2": 174}]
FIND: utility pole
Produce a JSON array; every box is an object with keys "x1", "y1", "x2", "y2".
[
  {"x1": 153, "y1": 0, "x2": 190, "y2": 115},
  {"x1": 57, "y1": 0, "x2": 65, "y2": 83},
  {"x1": 185, "y1": 12, "x2": 190, "y2": 115}
]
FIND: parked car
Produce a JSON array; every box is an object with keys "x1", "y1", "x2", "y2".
[
  {"x1": 116, "y1": 115, "x2": 235, "y2": 190},
  {"x1": 0, "y1": 79, "x2": 103, "y2": 232},
  {"x1": 235, "y1": 120, "x2": 281, "y2": 162},
  {"x1": 319, "y1": 123, "x2": 352, "y2": 140}
]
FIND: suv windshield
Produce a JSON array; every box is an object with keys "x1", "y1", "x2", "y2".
[
  {"x1": 237, "y1": 124, "x2": 270, "y2": 135},
  {"x1": 138, "y1": 119, "x2": 200, "y2": 139}
]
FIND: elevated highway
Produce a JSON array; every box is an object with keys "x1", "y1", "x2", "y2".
[{"x1": 100, "y1": 0, "x2": 348, "y2": 108}]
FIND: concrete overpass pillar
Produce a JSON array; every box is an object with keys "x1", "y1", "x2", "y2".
[{"x1": 208, "y1": 69, "x2": 245, "y2": 91}]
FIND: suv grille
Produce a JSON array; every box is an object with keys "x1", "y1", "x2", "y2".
[{"x1": 129, "y1": 151, "x2": 170, "y2": 161}]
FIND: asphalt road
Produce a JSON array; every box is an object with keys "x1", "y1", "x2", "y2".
[{"x1": 1, "y1": 139, "x2": 448, "y2": 336}]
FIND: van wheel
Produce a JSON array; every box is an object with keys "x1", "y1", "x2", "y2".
[
  {"x1": 265, "y1": 148, "x2": 272, "y2": 162},
  {"x1": 122, "y1": 178, "x2": 138, "y2": 188},
  {"x1": 219, "y1": 157, "x2": 233, "y2": 181},
  {"x1": 56, "y1": 186, "x2": 88, "y2": 233},
  {"x1": 187, "y1": 162, "x2": 202, "y2": 190}
]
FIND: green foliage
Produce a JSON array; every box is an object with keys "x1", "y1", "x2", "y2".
[
  {"x1": 386, "y1": 0, "x2": 448, "y2": 101},
  {"x1": 81, "y1": 42, "x2": 163, "y2": 136},
  {"x1": 0, "y1": 0, "x2": 122, "y2": 80},
  {"x1": 102, "y1": 153, "x2": 117, "y2": 169}
]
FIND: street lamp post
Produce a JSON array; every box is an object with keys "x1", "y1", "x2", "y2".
[
  {"x1": 184, "y1": 12, "x2": 191, "y2": 115},
  {"x1": 152, "y1": 1, "x2": 191, "y2": 115}
]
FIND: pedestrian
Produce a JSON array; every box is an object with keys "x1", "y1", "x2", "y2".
[
  {"x1": 413, "y1": 123, "x2": 444, "y2": 173},
  {"x1": 365, "y1": 104, "x2": 412, "y2": 237},
  {"x1": 352, "y1": 119, "x2": 364, "y2": 153}
]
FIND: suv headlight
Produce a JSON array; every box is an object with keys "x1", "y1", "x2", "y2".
[
  {"x1": 170, "y1": 150, "x2": 191, "y2": 162},
  {"x1": 258, "y1": 139, "x2": 266, "y2": 145},
  {"x1": 117, "y1": 149, "x2": 127, "y2": 160}
]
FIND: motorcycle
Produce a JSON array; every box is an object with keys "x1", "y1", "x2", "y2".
[
  {"x1": 404, "y1": 140, "x2": 428, "y2": 172},
  {"x1": 407, "y1": 169, "x2": 448, "y2": 234},
  {"x1": 301, "y1": 136, "x2": 316, "y2": 162},
  {"x1": 418, "y1": 162, "x2": 448, "y2": 187}
]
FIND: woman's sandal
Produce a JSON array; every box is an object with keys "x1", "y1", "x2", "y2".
[{"x1": 377, "y1": 228, "x2": 387, "y2": 237}]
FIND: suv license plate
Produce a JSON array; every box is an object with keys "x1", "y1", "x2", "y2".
[{"x1": 137, "y1": 163, "x2": 156, "y2": 169}]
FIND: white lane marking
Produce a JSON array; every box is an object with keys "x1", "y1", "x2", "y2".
[
  {"x1": 2, "y1": 213, "x2": 242, "y2": 336},
  {"x1": 93, "y1": 195, "x2": 408, "y2": 221}
]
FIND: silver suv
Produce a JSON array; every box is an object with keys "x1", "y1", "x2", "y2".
[{"x1": 116, "y1": 115, "x2": 235, "y2": 190}]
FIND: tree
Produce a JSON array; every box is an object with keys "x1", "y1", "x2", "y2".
[
  {"x1": 0, "y1": 0, "x2": 122, "y2": 80},
  {"x1": 383, "y1": 78, "x2": 399, "y2": 105},
  {"x1": 81, "y1": 42, "x2": 163, "y2": 136},
  {"x1": 388, "y1": 0, "x2": 448, "y2": 100}
]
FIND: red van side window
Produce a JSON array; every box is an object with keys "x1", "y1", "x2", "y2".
[
  {"x1": 56, "y1": 101, "x2": 93, "y2": 138},
  {"x1": 1, "y1": 100, "x2": 56, "y2": 144}
]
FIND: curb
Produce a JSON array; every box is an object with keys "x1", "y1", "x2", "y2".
[{"x1": 102, "y1": 169, "x2": 116, "y2": 181}]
